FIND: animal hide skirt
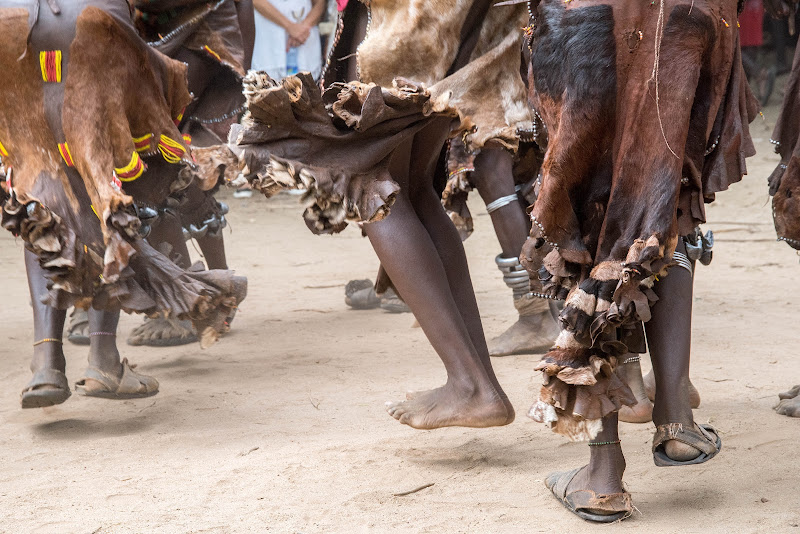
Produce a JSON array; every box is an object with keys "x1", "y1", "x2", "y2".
[
  {"x1": 133, "y1": 0, "x2": 248, "y2": 146},
  {"x1": 201, "y1": 72, "x2": 458, "y2": 234},
  {"x1": 522, "y1": 0, "x2": 758, "y2": 441},
  {"x1": 768, "y1": 42, "x2": 800, "y2": 250},
  {"x1": 203, "y1": 0, "x2": 536, "y2": 235},
  {"x1": 0, "y1": 0, "x2": 242, "y2": 346}
]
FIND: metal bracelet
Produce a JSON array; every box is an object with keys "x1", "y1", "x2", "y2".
[
  {"x1": 673, "y1": 251, "x2": 693, "y2": 275},
  {"x1": 486, "y1": 194, "x2": 519, "y2": 214},
  {"x1": 622, "y1": 356, "x2": 640, "y2": 364}
]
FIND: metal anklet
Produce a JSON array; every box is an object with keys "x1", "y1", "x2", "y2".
[
  {"x1": 622, "y1": 356, "x2": 640, "y2": 364},
  {"x1": 672, "y1": 251, "x2": 693, "y2": 275},
  {"x1": 89, "y1": 332, "x2": 116, "y2": 337},
  {"x1": 33, "y1": 338, "x2": 63, "y2": 346},
  {"x1": 588, "y1": 440, "x2": 621, "y2": 447}
]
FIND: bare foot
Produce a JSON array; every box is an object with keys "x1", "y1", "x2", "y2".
[
  {"x1": 405, "y1": 387, "x2": 515, "y2": 425},
  {"x1": 619, "y1": 399, "x2": 653, "y2": 424},
  {"x1": 387, "y1": 382, "x2": 510, "y2": 429},
  {"x1": 644, "y1": 368, "x2": 701, "y2": 409},
  {"x1": 663, "y1": 440, "x2": 701, "y2": 461},
  {"x1": 489, "y1": 311, "x2": 559, "y2": 357},
  {"x1": 775, "y1": 385, "x2": 800, "y2": 417}
]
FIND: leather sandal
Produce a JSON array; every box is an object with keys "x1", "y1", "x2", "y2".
[
  {"x1": 652, "y1": 422, "x2": 721, "y2": 467},
  {"x1": 545, "y1": 467, "x2": 632, "y2": 523},
  {"x1": 20, "y1": 368, "x2": 71, "y2": 409},
  {"x1": 74, "y1": 358, "x2": 159, "y2": 399},
  {"x1": 345, "y1": 279, "x2": 381, "y2": 309}
]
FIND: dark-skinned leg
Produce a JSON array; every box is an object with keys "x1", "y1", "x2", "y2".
[
  {"x1": 24, "y1": 249, "x2": 67, "y2": 389},
  {"x1": 195, "y1": 233, "x2": 227, "y2": 270},
  {"x1": 643, "y1": 366, "x2": 701, "y2": 408},
  {"x1": 473, "y1": 148, "x2": 559, "y2": 356},
  {"x1": 617, "y1": 355, "x2": 654, "y2": 423},
  {"x1": 645, "y1": 239, "x2": 702, "y2": 460},
  {"x1": 86, "y1": 308, "x2": 123, "y2": 378},
  {"x1": 407, "y1": 134, "x2": 512, "y2": 418},
  {"x1": 545, "y1": 412, "x2": 629, "y2": 521},
  {"x1": 370, "y1": 130, "x2": 510, "y2": 429},
  {"x1": 147, "y1": 211, "x2": 192, "y2": 269},
  {"x1": 76, "y1": 307, "x2": 159, "y2": 397},
  {"x1": 564, "y1": 413, "x2": 626, "y2": 497}
]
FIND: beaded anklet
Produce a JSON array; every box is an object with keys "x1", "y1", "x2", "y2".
[
  {"x1": 33, "y1": 338, "x2": 63, "y2": 346},
  {"x1": 588, "y1": 440, "x2": 621, "y2": 447}
]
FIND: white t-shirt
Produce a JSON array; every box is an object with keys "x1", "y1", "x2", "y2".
[{"x1": 252, "y1": 0, "x2": 322, "y2": 80}]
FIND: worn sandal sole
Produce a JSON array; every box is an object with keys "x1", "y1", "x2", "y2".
[
  {"x1": 74, "y1": 386, "x2": 159, "y2": 400},
  {"x1": 545, "y1": 468, "x2": 631, "y2": 523},
  {"x1": 550, "y1": 492, "x2": 628, "y2": 524},
  {"x1": 21, "y1": 388, "x2": 71, "y2": 409}
]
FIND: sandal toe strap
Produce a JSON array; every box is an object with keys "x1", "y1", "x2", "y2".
[
  {"x1": 24, "y1": 368, "x2": 68, "y2": 393},
  {"x1": 118, "y1": 359, "x2": 159, "y2": 394},
  {"x1": 653, "y1": 423, "x2": 719, "y2": 455}
]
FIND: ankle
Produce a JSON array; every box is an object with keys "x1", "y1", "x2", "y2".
[
  {"x1": 30, "y1": 346, "x2": 66, "y2": 373},
  {"x1": 87, "y1": 333, "x2": 121, "y2": 375},
  {"x1": 588, "y1": 443, "x2": 626, "y2": 477}
]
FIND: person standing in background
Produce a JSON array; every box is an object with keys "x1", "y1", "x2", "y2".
[{"x1": 252, "y1": 0, "x2": 324, "y2": 79}]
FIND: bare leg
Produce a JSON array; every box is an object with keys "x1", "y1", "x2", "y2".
[
  {"x1": 564, "y1": 414, "x2": 625, "y2": 496},
  {"x1": 645, "y1": 240, "x2": 702, "y2": 461},
  {"x1": 473, "y1": 148, "x2": 558, "y2": 356},
  {"x1": 617, "y1": 356, "x2": 653, "y2": 423},
  {"x1": 147, "y1": 211, "x2": 192, "y2": 269},
  {"x1": 370, "y1": 128, "x2": 510, "y2": 429},
  {"x1": 545, "y1": 412, "x2": 630, "y2": 521},
  {"x1": 474, "y1": 149, "x2": 529, "y2": 258},
  {"x1": 85, "y1": 308, "x2": 124, "y2": 378},
  {"x1": 25, "y1": 250, "x2": 67, "y2": 381},
  {"x1": 643, "y1": 367, "x2": 701, "y2": 408},
  {"x1": 76, "y1": 307, "x2": 159, "y2": 397},
  {"x1": 195, "y1": 233, "x2": 227, "y2": 270}
]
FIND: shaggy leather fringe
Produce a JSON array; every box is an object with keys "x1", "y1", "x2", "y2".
[{"x1": 204, "y1": 71, "x2": 458, "y2": 234}]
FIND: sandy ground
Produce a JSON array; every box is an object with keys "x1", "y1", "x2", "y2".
[{"x1": 2, "y1": 99, "x2": 800, "y2": 532}]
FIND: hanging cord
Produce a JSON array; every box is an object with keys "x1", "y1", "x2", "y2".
[{"x1": 649, "y1": 0, "x2": 679, "y2": 159}]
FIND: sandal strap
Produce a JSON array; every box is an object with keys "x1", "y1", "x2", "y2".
[
  {"x1": 77, "y1": 366, "x2": 120, "y2": 392},
  {"x1": 23, "y1": 368, "x2": 69, "y2": 393},
  {"x1": 652, "y1": 423, "x2": 718, "y2": 456},
  {"x1": 76, "y1": 359, "x2": 158, "y2": 395},
  {"x1": 550, "y1": 467, "x2": 584, "y2": 500},
  {"x1": 546, "y1": 467, "x2": 632, "y2": 518},
  {"x1": 117, "y1": 358, "x2": 158, "y2": 394}
]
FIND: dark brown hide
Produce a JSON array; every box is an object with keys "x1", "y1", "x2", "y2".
[
  {"x1": 0, "y1": 0, "x2": 242, "y2": 346},
  {"x1": 768, "y1": 42, "x2": 800, "y2": 250},
  {"x1": 524, "y1": 0, "x2": 757, "y2": 440}
]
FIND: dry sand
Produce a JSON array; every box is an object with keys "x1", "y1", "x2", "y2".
[{"x1": 1, "y1": 100, "x2": 799, "y2": 533}]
